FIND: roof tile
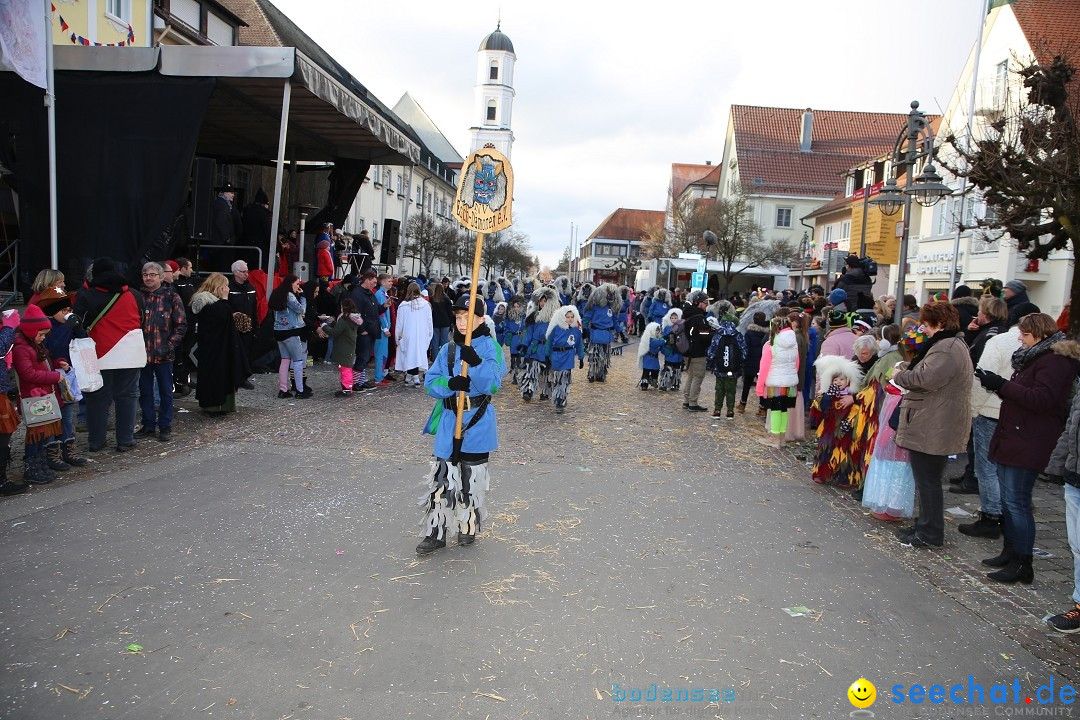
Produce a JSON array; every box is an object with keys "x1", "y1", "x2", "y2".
[{"x1": 589, "y1": 208, "x2": 665, "y2": 242}]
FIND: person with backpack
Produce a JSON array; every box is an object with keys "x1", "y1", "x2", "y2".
[
  {"x1": 681, "y1": 290, "x2": 714, "y2": 413},
  {"x1": 707, "y1": 319, "x2": 746, "y2": 419},
  {"x1": 659, "y1": 308, "x2": 684, "y2": 391}
]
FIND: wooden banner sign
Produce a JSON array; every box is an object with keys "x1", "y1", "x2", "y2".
[{"x1": 452, "y1": 146, "x2": 514, "y2": 233}]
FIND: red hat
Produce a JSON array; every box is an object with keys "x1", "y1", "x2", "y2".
[
  {"x1": 19, "y1": 303, "x2": 51, "y2": 335},
  {"x1": 165, "y1": 260, "x2": 180, "y2": 273}
]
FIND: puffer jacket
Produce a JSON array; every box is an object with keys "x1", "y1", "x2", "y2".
[
  {"x1": 765, "y1": 328, "x2": 799, "y2": 388},
  {"x1": 970, "y1": 327, "x2": 1019, "y2": 420},
  {"x1": 1045, "y1": 380, "x2": 1080, "y2": 489},
  {"x1": 990, "y1": 339, "x2": 1080, "y2": 472},
  {"x1": 893, "y1": 332, "x2": 973, "y2": 456}
]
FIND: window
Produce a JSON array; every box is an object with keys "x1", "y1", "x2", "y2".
[
  {"x1": 396, "y1": 174, "x2": 403, "y2": 195},
  {"x1": 206, "y1": 12, "x2": 235, "y2": 46},
  {"x1": 845, "y1": 175, "x2": 855, "y2": 197},
  {"x1": 371, "y1": 221, "x2": 378, "y2": 240},
  {"x1": 993, "y1": 60, "x2": 1008, "y2": 109},
  {"x1": 489, "y1": 62, "x2": 499, "y2": 80},
  {"x1": 775, "y1": 207, "x2": 792, "y2": 228},
  {"x1": 822, "y1": 225, "x2": 834, "y2": 245},
  {"x1": 416, "y1": 186, "x2": 422, "y2": 205},
  {"x1": 171, "y1": 0, "x2": 199, "y2": 28},
  {"x1": 106, "y1": 0, "x2": 127, "y2": 21},
  {"x1": 840, "y1": 220, "x2": 851, "y2": 240},
  {"x1": 486, "y1": 101, "x2": 497, "y2": 123}
]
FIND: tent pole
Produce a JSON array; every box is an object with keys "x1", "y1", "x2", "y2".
[
  {"x1": 45, "y1": 0, "x2": 58, "y2": 267},
  {"x1": 266, "y1": 78, "x2": 291, "y2": 298}
]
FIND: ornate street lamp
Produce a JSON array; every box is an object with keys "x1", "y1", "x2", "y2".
[{"x1": 869, "y1": 100, "x2": 952, "y2": 325}]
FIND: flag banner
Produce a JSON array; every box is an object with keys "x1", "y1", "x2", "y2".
[{"x1": 0, "y1": 0, "x2": 48, "y2": 89}]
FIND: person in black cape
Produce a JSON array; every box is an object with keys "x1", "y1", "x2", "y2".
[{"x1": 190, "y1": 272, "x2": 250, "y2": 416}]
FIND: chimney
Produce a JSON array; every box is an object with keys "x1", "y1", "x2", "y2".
[
  {"x1": 705, "y1": 160, "x2": 712, "y2": 165},
  {"x1": 800, "y1": 108, "x2": 813, "y2": 153}
]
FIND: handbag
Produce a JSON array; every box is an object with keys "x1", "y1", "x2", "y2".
[
  {"x1": 69, "y1": 337, "x2": 104, "y2": 392},
  {"x1": 888, "y1": 402, "x2": 902, "y2": 431},
  {"x1": 21, "y1": 392, "x2": 61, "y2": 428}
]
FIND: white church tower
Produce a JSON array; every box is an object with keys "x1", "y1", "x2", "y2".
[{"x1": 468, "y1": 23, "x2": 516, "y2": 158}]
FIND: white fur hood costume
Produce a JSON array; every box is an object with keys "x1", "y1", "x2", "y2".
[{"x1": 813, "y1": 354, "x2": 864, "y2": 395}]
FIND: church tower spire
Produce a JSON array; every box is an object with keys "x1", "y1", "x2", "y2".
[{"x1": 469, "y1": 23, "x2": 516, "y2": 158}]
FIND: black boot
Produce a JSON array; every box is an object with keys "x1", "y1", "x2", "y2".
[
  {"x1": 45, "y1": 442, "x2": 71, "y2": 472},
  {"x1": 0, "y1": 444, "x2": 27, "y2": 496},
  {"x1": 959, "y1": 511, "x2": 1002, "y2": 539},
  {"x1": 415, "y1": 533, "x2": 446, "y2": 554},
  {"x1": 987, "y1": 554, "x2": 1034, "y2": 584},
  {"x1": 981, "y1": 530, "x2": 1013, "y2": 567}
]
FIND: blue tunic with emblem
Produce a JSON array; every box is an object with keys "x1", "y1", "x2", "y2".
[
  {"x1": 583, "y1": 305, "x2": 616, "y2": 345},
  {"x1": 546, "y1": 324, "x2": 584, "y2": 371},
  {"x1": 423, "y1": 333, "x2": 506, "y2": 458}
]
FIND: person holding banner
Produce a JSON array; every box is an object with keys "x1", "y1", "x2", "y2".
[{"x1": 416, "y1": 294, "x2": 506, "y2": 554}]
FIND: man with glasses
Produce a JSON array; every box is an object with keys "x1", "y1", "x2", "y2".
[{"x1": 137, "y1": 262, "x2": 187, "y2": 442}]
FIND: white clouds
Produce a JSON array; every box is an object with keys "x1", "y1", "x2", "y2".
[{"x1": 270, "y1": 0, "x2": 983, "y2": 267}]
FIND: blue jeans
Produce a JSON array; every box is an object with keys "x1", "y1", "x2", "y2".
[
  {"x1": 374, "y1": 335, "x2": 388, "y2": 381},
  {"x1": 997, "y1": 464, "x2": 1039, "y2": 555},
  {"x1": 431, "y1": 326, "x2": 450, "y2": 356},
  {"x1": 85, "y1": 367, "x2": 139, "y2": 448},
  {"x1": 1065, "y1": 484, "x2": 1080, "y2": 605},
  {"x1": 972, "y1": 415, "x2": 1001, "y2": 514},
  {"x1": 60, "y1": 401, "x2": 75, "y2": 442},
  {"x1": 139, "y1": 362, "x2": 174, "y2": 432}
]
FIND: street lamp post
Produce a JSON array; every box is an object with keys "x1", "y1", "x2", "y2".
[
  {"x1": 869, "y1": 101, "x2": 952, "y2": 326},
  {"x1": 799, "y1": 231, "x2": 809, "y2": 290}
]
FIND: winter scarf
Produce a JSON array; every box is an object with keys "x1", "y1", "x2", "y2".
[
  {"x1": 908, "y1": 327, "x2": 963, "y2": 373},
  {"x1": 1011, "y1": 330, "x2": 1066, "y2": 372}
]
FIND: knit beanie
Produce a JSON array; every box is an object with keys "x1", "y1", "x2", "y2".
[
  {"x1": 90, "y1": 257, "x2": 116, "y2": 279},
  {"x1": 828, "y1": 309, "x2": 848, "y2": 328},
  {"x1": 1004, "y1": 279, "x2": 1027, "y2": 295},
  {"x1": 828, "y1": 288, "x2": 847, "y2": 306},
  {"x1": 19, "y1": 303, "x2": 51, "y2": 335}
]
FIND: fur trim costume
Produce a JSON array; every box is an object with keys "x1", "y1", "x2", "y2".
[
  {"x1": 495, "y1": 277, "x2": 513, "y2": 302},
  {"x1": 582, "y1": 283, "x2": 618, "y2": 382},
  {"x1": 554, "y1": 276, "x2": 573, "y2": 307},
  {"x1": 504, "y1": 295, "x2": 527, "y2": 384},
  {"x1": 418, "y1": 307, "x2": 507, "y2": 550},
  {"x1": 659, "y1": 308, "x2": 684, "y2": 391},
  {"x1": 638, "y1": 322, "x2": 664, "y2": 389},
  {"x1": 648, "y1": 289, "x2": 672, "y2": 326},
  {"x1": 575, "y1": 283, "x2": 594, "y2": 315},
  {"x1": 479, "y1": 279, "x2": 501, "y2": 316},
  {"x1": 545, "y1": 305, "x2": 585, "y2": 412},
  {"x1": 493, "y1": 301, "x2": 508, "y2": 346},
  {"x1": 521, "y1": 287, "x2": 559, "y2": 401},
  {"x1": 809, "y1": 355, "x2": 867, "y2": 488}
]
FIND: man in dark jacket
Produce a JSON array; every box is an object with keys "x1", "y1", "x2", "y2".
[
  {"x1": 1003, "y1": 279, "x2": 1030, "y2": 314},
  {"x1": 241, "y1": 188, "x2": 272, "y2": 253},
  {"x1": 227, "y1": 260, "x2": 257, "y2": 389},
  {"x1": 350, "y1": 270, "x2": 381, "y2": 388},
  {"x1": 211, "y1": 184, "x2": 242, "y2": 271},
  {"x1": 834, "y1": 255, "x2": 874, "y2": 310},
  {"x1": 172, "y1": 258, "x2": 197, "y2": 395},
  {"x1": 681, "y1": 290, "x2": 714, "y2": 412}
]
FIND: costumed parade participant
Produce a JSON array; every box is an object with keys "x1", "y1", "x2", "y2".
[
  {"x1": 809, "y1": 355, "x2": 865, "y2": 487},
  {"x1": 545, "y1": 305, "x2": 585, "y2": 413},
  {"x1": 492, "y1": 301, "x2": 508, "y2": 347},
  {"x1": 617, "y1": 285, "x2": 632, "y2": 341},
  {"x1": 582, "y1": 282, "x2": 617, "y2": 383},
  {"x1": 659, "y1": 307, "x2": 684, "y2": 391},
  {"x1": 417, "y1": 294, "x2": 506, "y2": 554},
  {"x1": 575, "y1": 283, "x2": 594, "y2": 316},
  {"x1": 479, "y1": 279, "x2": 500, "y2": 317},
  {"x1": 555, "y1": 276, "x2": 573, "y2": 306},
  {"x1": 504, "y1": 295, "x2": 527, "y2": 385},
  {"x1": 758, "y1": 316, "x2": 800, "y2": 447},
  {"x1": 649, "y1": 288, "x2": 672, "y2": 327},
  {"x1": 638, "y1": 322, "x2": 664, "y2": 390},
  {"x1": 521, "y1": 287, "x2": 559, "y2": 402}
]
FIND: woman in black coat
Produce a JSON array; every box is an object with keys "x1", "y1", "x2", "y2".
[{"x1": 191, "y1": 273, "x2": 250, "y2": 416}]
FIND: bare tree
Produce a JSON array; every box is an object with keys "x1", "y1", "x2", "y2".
[
  {"x1": 702, "y1": 187, "x2": 795, "y2": 290},
  {"x1": 943, "y1": 55, "x2": 1080, "y2": 334},
  {"x1": 404, "y1": 214, "x2": 455, "y2": 276},
  {"x1": 642, "y1": 187, "x2": 710, "y2": 258}
]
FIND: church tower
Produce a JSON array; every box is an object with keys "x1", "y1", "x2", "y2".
[{"x1": 468, "y1": 23, "x2": 516, "y2": 158}]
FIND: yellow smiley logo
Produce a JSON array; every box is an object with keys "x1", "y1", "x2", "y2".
[{"x1": 848, "y1": 678, "x2": 876, "y2": 709}]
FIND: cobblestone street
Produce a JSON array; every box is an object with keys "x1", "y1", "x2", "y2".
[{"x1": 0, "y1": 348, "x2": 1076, "y2": 718}]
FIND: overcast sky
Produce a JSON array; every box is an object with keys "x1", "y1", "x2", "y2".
[{"x1": 272, "y1": 0, "x2": 986, "y2": 269}]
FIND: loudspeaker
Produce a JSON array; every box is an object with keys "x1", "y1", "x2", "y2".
[
  {"x1": 189, "y1": 157, "x2": 215, "y2": 241},
  {"x1": 380, "y1": 219, "x2": 400, "y2": 265}
]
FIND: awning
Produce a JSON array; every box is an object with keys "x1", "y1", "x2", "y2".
[{"x1": 54, "y1": 44, "x2": 421, "y2": 165}]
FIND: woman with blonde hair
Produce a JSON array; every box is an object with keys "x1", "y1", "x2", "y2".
[
  {"x1": 395, "y1": 282, "x2": 433, "y2": 386},
  {"x1": 29, "y1": 269, "x2": 65, "y2": 306},
  {"x1": 190, "y1": 273, "x2": 249, "y2": 416}
]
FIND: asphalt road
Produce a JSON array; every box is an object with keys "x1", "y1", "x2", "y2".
[{"x1": 0, "y1": 354, "x2": 1072, "y2": 719}]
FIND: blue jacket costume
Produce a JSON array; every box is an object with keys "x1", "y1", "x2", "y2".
[
  {"x1": 582, "y1": 304, "x2": 616, "y2": 345},
  {"x1": 649, "y1": 290, "x2": 672, "y2": 327},
  {"x1": 505, "y1": 314, "x2": 526, "y2": 355},
  {"x1": 546, "y1": 323, "x2": 584, "y2": 371},
  {"x1": 660, "y1": 329, "x2": 683, "y2": 366},
  {"x1": 423, "y1": 331, "x2": 505, "y2": 458},
  {"x1": 524, "y1": 314, "x2": 551, "y2": 363},
  {"x1": 642, "y1": 337, "x2": 664, "y2": 371}
]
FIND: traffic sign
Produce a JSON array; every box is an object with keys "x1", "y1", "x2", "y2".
[
  {"x1": 696, "y1": 257, "x2": 707, "y2": 274},
  {"x1": 691, "y1": 272, "x2": 706, "y2": 289}
]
